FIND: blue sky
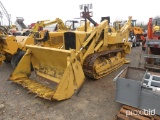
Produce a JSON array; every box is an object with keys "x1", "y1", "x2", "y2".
[{"x1": 0, "y1": 0, "x2": 160, "y2": 26}]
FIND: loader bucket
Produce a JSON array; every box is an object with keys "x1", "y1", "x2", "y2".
[{"x1": 9, "y1": 45, "x2": 85, "y2": 101}]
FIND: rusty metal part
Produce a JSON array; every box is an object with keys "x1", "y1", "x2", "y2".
[{"x1": 83, "y1": 48, "x2": 124, "y2": 79}]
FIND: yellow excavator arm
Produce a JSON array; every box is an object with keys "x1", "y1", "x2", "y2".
[
  {"x1": 31, "y1": 18, "x2": 68, "y2": 33},
  {"x1": 28, "y1": 18, "x2": 69, "y2": 41}
]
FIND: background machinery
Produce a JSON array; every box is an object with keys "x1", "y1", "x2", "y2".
[
  {"x1": 0, "y1": 25, "x2": 34, "y2": 66},
  {"x1": 113, "y1": 21, "x2": 122, "y2": 32},
  {"x1": 15, "y1": 17, "x2": 27, "y2": 31},
  {"x1": 11, "y1": 17, "x2": 31, "y2": 36},
  {"x1": 139, "y1": 18, "x2": 160, "y2": 70},
  {"x1": 101, "y1": 17, "x2": 122, "y2": 33},
  {"x1": 129, "y1": 20, "x2": 144, "y2": 47},
  {"x1": 0, "y1": 26, "x2": 14, "y2": 64},
  {"x1": 9, "y1": 16, "x2": 132, "y2": 101},
  {"x1": 142, "y1": 18, "x2": 160, "y2": 51}
]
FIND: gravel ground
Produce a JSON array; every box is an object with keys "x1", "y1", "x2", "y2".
[{"x1": 0, "y1": 46, "x2": 144, "y2": 120}]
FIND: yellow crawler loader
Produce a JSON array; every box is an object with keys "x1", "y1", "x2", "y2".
[
  {"x1": 9, "y1": 16, "x2": 132, "y2": 101},
  {"x1": 0, "y1": 26, "x2": 34, "y2": 65}
]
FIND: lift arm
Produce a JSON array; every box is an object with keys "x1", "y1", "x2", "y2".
[{"x1": 29, "y1": 18, "x2": 68, "y2": 38}]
